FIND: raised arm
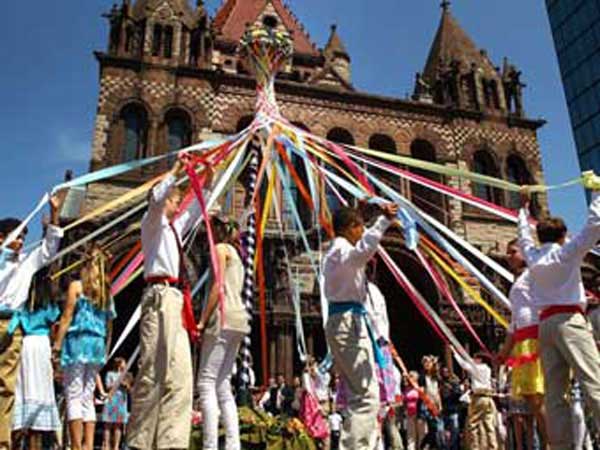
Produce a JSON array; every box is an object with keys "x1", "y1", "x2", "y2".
[
  {"x1": 339, "y1": 204, "x2": 397, "y2": 268},
  {"x1": 557, "y1": 190, "x2": 600, "y2": 263},
  {"x1": 174, "y1": 165, "x2": 214, "y2": 237},
  {"x1": 517, "y1": 190, "x2": 537, "y2": 266},
  {"x1": 28, "y1": 191, "x2": 66, "y2": 271},
  {"x1": 451, "y1": 348, "x2": 474, "y2": 375}
]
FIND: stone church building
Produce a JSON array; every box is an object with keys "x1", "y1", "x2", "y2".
[{"x1": 82, "y1": 0, "x2": 548, "y2": 378}]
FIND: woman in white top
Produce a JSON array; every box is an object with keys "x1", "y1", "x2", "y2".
[{"x1": 197, "y1": 215, "x2": 250, "y2": 450}]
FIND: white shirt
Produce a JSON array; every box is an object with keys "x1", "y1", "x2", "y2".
[
  {"x1": 0, "y1": 225, "x2": 63, "y2": 312},
  {"x1": 141, "y1": 174, "x2": 203, "y2": 279},
  {"x1": 323, "y1": 216, "x2": 391, "y2": 304},
  {"x1": 508, "y1": 271, "x2": 539, "y2": 331},
  {"x1": 329, "y1": 412, "x2": 343, "y2": 432},
  {"x1": 366, "y1": 282, "x2": 390, "y2": 340},
  {"x1": 518, "y1": 191, "x2": 600, "y2": 308},
  {"x1": 453, "y1": 351, "x2": 492, "y2": 391}
]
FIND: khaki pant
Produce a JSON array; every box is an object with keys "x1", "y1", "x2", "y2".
[
  {"x1": 466, "y1": 394, "x2": 497, "y2": 450},
  {"x1": 0, "y1": 319, "x2": 22, "y2": 450},
  {"x1": 326, "y1": 311, "x2": 379, "y2": 450},
  {"x1": 539, "y1": 312, "x2": 600, "y2": 450},
  {"x1": 127, "y1": 285, "x2": 193, "y2": 449}
]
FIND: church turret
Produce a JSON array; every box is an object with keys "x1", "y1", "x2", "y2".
[
  {"x1": 323, "y1": 24, "x2": 352, "y2": 85},
  {"x1": 416, "y1": 1, "x2": 518, "y2": 115}
]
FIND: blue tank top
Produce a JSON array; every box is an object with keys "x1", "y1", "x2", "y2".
[{"x1": 60, "y1": 296, "x2": 116, "y2": 368}]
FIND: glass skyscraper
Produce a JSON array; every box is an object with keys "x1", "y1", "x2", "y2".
[{"x1": 546, "y1": 0, "x2": 600, "y2": 177}]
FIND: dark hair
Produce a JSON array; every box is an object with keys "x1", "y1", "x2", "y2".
[
  {"x1": 0, "y1": 218, "x2": 25, "y2": 236},
  {"x1": 507, "y1": 238, "x2": 518, "y2": 248},
  {"x1": 536, "y1": 217, "x2": 567, "y2": 244},
  {"x1": 332, "y1": 207, "x2": 363, "y2": 236},
  {"x1": 212, "y1": 215, "x2": 239, "y2": 245}
]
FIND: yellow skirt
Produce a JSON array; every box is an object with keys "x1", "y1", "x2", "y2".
[{"x1": 509, "y1": 337, "x2": 544, "y2": 398}]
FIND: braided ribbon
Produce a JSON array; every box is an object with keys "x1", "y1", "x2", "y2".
[{"x1": 239, "y1": 24, "x2": 293, "y2": 119}]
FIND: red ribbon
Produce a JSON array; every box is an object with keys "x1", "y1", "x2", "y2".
[{"x1": 184, "y1": 162, "x2": 226, "y2": 332}]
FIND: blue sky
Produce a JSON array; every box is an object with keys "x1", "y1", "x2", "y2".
[{"x1": 0, "y1": 0, "x2": 587, "y2": 239}]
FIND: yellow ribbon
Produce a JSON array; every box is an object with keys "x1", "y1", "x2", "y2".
[
  {"x1": 422, "y1": 244, "x2": 509, "y2": 329},
  {"x1": 64, "y1": 173, "x2": 167, "y2": 231}
]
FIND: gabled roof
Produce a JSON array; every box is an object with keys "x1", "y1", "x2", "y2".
[
  {"x1": 422, "y1": 4, "x2": 497, "y2": 83},
  {"x1": 132, "y1": 0, "x2": 197, "y2": 27},
  {"x1": 213, "y1": 0, "x2": 319, "y2": 56},
  {"x1": 324, "y1": 24, "x2": 349, "y2": 61}
]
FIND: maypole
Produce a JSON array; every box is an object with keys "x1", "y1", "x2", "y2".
[{"x1": 236, "y1": 24, "x2": 294, "y2": 403}]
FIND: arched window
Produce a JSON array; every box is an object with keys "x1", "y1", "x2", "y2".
[
  {"x1": 327, "y1": 127, "x2": 355, "y2": 145},
  {"x1": 410, "y1": 140, "x2": 445, "y2": 222},
  {"x1": 152, "y1": 24, "x2": 163, "y2": 56},
  {"x1": 125, "y1": 25, "x2": 135, "y2": 53},
  {"x1": 506, "y1": 155, "x2": 532, "y2": 210},
  {"x1": 472, "y1": 149, "x2": 503, "y2": 205},
  {"x1": 163, "y1": 26, "x2": 174, "y2": 58},
  {"x1": 325, "y1": 128, "x2": 355, "y2": 211},
  {"x1": 236, "y1": 115, "x2": 254, "y2": 133},
  {"x1": 120, "y1": 104, "x2": 148, "y2": 162},
  {"x1": 166, "y1": 109, "x2": 191, "y2": 150},
  {"x1": 368, "y1": 134, "x2": 396, "y2": 152},
  {"x1": 368, "y1": 134, "x2": 397, "y2": 192}
]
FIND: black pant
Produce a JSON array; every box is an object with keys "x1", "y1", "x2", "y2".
[{"x1": 330, "y1": 431, "x2": 341, "y2": 450}]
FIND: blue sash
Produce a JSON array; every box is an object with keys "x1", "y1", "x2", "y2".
[{"x1": 329, "y1": 302, "x2": 387, "y2": 369}]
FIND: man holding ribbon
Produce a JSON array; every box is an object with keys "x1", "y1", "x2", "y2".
[
  {"x1": 0, "y1": 192, "x2": 65, "y2": 450},
  {"x1": 127, "y1": 155, "x2": 212, "y2": 450},
  {"x1": 323, "y1": 202, "x2": 397, "y2": 450},
  {"x1": 518, "y1": 172, "x2": 600, "y2": 450}
]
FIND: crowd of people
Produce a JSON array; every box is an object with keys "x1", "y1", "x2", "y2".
[{"x1": 1, "y1": 155, "x2": 600, "y2": 450}]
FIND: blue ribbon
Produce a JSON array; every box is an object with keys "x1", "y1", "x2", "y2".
[
  {"x1": 328, "y1": 302, "x2": 387, "y2": 369},
  {"x1": 52, "y1": 138, "x2": 226, "y2": 193},
  {"x1": 367, "y1": 198, "x2": 419, "y2": 251}
]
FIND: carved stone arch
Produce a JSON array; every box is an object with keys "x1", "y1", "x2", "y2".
[
  {"x1": 158, "y1": 103, "x2": 195, "y2": 125},
  {"x1": 462, "y1": 135, "x2": 501, "y2": 167},
  {"x1": 368, "y1": 133, "x2": 397, "y2": 152},
  {"x1": 401, "y1": 125, "x2": 449, "y2": 159},
  {"x1": 409, "y1": 138, "x2": 446, "y2": 223},
  {"x1": 109, "y1": 97, "x2": 155, "y2": 124},
  {"x1": 326, "y1": 127, "x2": 355, "y2": 145},
  {"x1": 504, "y1": 151, "x2": 538, "y2": 212},
  {"x1": 106, "y1": 99, "x2": 153, "y2": 165},
  {"x1": 469, "y1": 144, "x2": 504, "y2": 206}
]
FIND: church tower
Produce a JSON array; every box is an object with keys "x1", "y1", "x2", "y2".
[{"x1": 414, "y1": 1, "x2": 526, "y2": 118}]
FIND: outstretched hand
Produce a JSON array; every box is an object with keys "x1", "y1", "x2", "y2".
[
  {"x1": 519, "y1": 186, "x2": 531, "y2": 209},
  {"x1": 381, "y1": 203, "x2": 399, "y2": 220},
  {"x1": 49, "y1": 190, "x2": 68, "y2": 225}
]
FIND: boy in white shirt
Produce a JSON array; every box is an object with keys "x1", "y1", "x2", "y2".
[
  {"x1": 519, "y1": 180, "x2": 600, "y2": 450},
  {"x1": 452, "y1": 349, "x2": 497, "y2": 450},
  {"x1": 128, "y1": 156, "x2": 212, "y2": 450},
  {"x1": 323, "y1": 203, "x2": 397, "y2": 450},
  {"x1": 0, "y1": 193, "x2": 65, "y2": 450}
]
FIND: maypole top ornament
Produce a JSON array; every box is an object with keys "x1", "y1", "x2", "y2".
[{"x1": 239, "y1": 24, "x2": 294, "y2": 118}]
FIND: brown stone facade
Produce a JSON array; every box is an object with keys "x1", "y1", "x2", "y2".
[{"x1": 85, "y1": 0, "x2": 549, "y2": 378}]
